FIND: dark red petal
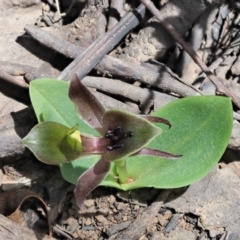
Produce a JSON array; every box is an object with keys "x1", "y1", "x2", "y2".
[
  {"x1": 74, "y1": 156, "x2": 110, "y2": 208},
  {"x1": 136, "y1": 148, "x2": 182, "y2": 159},
  {"x1": 141, "y1": 116, "x2": 171, "y2": 128},
  {"x1": 69, "y1": 75, "x2": 106, "y2": 130}
]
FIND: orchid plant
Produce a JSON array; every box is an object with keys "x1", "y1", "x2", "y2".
[
  {"x1": 23, "y1": 75, "x2": 180, "y2": 207},
  {"x1": 23, "y1": 76, "x2": 233, "y2": 209}
]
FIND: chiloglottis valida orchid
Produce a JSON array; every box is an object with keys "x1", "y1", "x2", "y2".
[{"x1": 23, "y1": 75, "x2": 182, "y2": 208}]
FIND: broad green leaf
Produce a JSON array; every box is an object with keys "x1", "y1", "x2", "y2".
[
  {"x1": 29, "y1": 79, "x2": 98, "y2": 136},
  {"x1": 22, "y1": 122, "x2": 82, "y2": 164},
  {"x1": 121, "y1": 96, "x2": 233, "y2": 190},
  {"x1": 60, "y1": 96, "x2": 232, "y2": 190}
]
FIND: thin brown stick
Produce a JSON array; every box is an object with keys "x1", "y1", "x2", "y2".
[
  {"x1": 82, "y1": 76, "x2": 177, "y2": 110},
  {"x1": 0, "y1": 61, "x2": 47, "y2": 81},
  {"x1": 0, "y1": 70, "x2": 30, "y2": 104},
  {"x1": 96, "y1": 57, "x2": 200, "y2": 97},
  {"x1": 140, "y1": 0, "x2": 240, "y2": 108},
  {"x1": 0, "y1": 70, "x2": 28, "y2": 88},
  {"x1": 57, "y1": 4, "x2": 146, "y2": 81},
  {"x1": 107, "y1": 0, "x2": 125, "y2": 30},
  {"x1": 24, "y1": 25, "x2": 198, "y2": 97},
  {"x1": 92, "y1": 91, "x2": 140, "y2": 113}
]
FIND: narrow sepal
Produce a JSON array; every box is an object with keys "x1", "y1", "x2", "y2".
[
  {"x1": 69, "y1": 75, "x2": 106, "y2": 130},
  {"x1": 74, "y1": 156, "x2": 110, "y2": 208},
  {"x1": 136, "y1": 148, "x2": 182, "y2": 159}
]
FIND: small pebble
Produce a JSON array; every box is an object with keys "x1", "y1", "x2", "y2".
[
  {"x1": 95, "y1": 215, "x2": 108, "y2": 225},
  {"x1": 84, "y1": 218, "x2": 92, "y2": 226},
  {"x1": 42, "y1": 2, "x2": 50, "y2": 12},
  {"x1": 84, "y1": 199, "x2": 95, "y2": 208},
  {"x1": 164, "y1": 209, "x2": 173, "y2": 220},
  {"x1": 66, "y1": 218, "x2": 78, "y2": 233},
  {"x1": 209, "y1": 228, "x2": 224, "y2": 238},
  {"x1": 158, "y1": 214, "x2": 168, "y2": 226},
  {"x1": 66, "y1": 216, "x2": 75, "y2": 225},
  {"x1": 53, "y1": 12, "x2": 61, "y2": 22},
  {"x1": 153, "y1": 216, "x2": 158, "y2": 224},
  {"x1": 139, "y1": 235, "x2": 148, "y2": 240},
  {"x1": 134, "y1": 205, "x2": 139, "y2": 210},
  {"x1": 108, "y1": 195, "x2": 115, "y2": 204}
]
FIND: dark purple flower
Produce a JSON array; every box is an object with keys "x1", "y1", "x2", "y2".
[{"x1": 69, "y1": 75, "x2": 181, "y2": 207}]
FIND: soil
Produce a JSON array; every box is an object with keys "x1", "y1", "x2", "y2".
[{"x1": 0, "y1": 0, "x2": 240, "y2": 240}]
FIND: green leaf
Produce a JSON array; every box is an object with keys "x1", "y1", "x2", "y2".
[
  {"x1": 29, "y1": 79, "x2": 98, "y2": 136},
  {"x1": 60, "y1": 96, "x2": 233, "y2": 190},
  {"x1": 122, "y1": 96, "x2": 233, "y2": 190},
  {"x1": 22, "y1": 122, "x2": 82, "y2": 164}
]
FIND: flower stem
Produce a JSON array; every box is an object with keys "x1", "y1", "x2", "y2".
[{"x1": 115, "y1": 159, "x2": 128, "y2": 184}]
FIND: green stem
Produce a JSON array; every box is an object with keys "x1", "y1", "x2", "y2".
[{"x1": 115, "y1": 159, "x2": 128, "y2": 184}]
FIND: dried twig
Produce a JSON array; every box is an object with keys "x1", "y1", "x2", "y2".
[
  {"x1": 0, "y1": 61, "x2": 48, "y2": 81},
  {"x1": 91, "y1": 90, "x2": 140, "y2": 113},
  {"x1": 24, "y1": 25, "x2": 198, "y2": 97},
  {"x1": 0, "y1": 69, "x2": 28, "y2": 88},
  {"x1": 52, "y1": 224, "x2": 74, "y2": 240},
  {"x1": 140, "y1": 0, "x2": 240, "y2": 108},
  {"x1": 176, "y1": 5, "x2": 217, "y2": 77},
  {"x1": 82, "y1": 76, "x2": 177, "y2": 111},
  {"x1": 57, "y1": 4, "x2": 146, "y2": 81},
  {"x1": 96, "y1": 58, "x2": 199, "y2": 97},
  {"x1": 107, "y1": 0, "x2": 125, "y2": 30},
  {"x1": 0, "y1": 70, "x2": 30, "y2": 104},
  {"x1": 199, "y1": 48, "x2": 235, "y2": 89}
]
